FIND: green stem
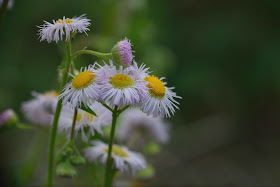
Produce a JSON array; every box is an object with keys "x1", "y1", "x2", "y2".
[
  {"x1": 108, "y1": 169, "x2": 117, "y2": 187},
  {"x1": 102, "y1": 103, "x2": 113, "y2": 112},
  {"x1": 70, "y1": 108, "x2": 78, "y2": 140},
  {"x1": 117, "y1": 105, "x2": 129, "y2": 116},
  {"x1": 71, "y1": 49, "x2": 112, "y2": 60},
  {"x1": 104, "y1": 106, "x2": 118, "y2": 187},
  {"x1": 47, "y1": 40, "x2": 72, "y2": 187}
]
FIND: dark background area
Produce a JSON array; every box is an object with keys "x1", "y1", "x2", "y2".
[{"x1": 1, "y1": 0, "x2": 280, "y2": 186}]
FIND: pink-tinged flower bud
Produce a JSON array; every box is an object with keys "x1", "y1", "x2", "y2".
[
  {"x1": 111, "y1": 38, "x2": 134, "y2": 67},
  {"x1": 0, "y1": 109, "x2": 18, "y2": 127}
]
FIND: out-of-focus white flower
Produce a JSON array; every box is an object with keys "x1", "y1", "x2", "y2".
[
  {"x1": 0, "y1": 0, "x2": 14, "y2": 10},
  {"x1": 22, "y1": 91, "x2": 58, "y2": 125},
  {"x1": 117, "y1": 108, "x2": 169, "y2": 145},
  {"x1": 140, "y1": 75, "x2": 181, "y2": 118},
  {"x1": 84, "y1": 141, "x2": 146, "y2": 175},
  {"x1": 38, "y1": 15, "x2": 90, "y2": 43},
  {"x1": 97, "y1": 60, "x2": 147, "y2": 108},
  {"x1": 57, "y1": 102, "x2": 112, "y2": 142},
  {"x1": 59, "y1": 64, "x2": 100, "y2": 109}
]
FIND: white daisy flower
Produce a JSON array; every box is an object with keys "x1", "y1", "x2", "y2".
[
  {"x1": 84, "y1": 141, "x2": 146, "y2": 175},
  {"x1": 117, "y1": 108, "x2": 169, "y2": 145},
  {"x1": 97, "y1": 60, "x2": 147, "y2": 108},
  {"x1": 57, "y1": 102, "x2": 112, "y2": 142},
  {"x1": 21, "y1": 91, "x2": 59, "y2": 125},
  {"x1": 59, "y1": 64, "x2": 100, "y2": 109},
  {"x1": 38, "y1": 15, "x2": 91, "y2": 43},
  {"x1": 140, "y1": 75, "x2": 181, "y2": 118}
]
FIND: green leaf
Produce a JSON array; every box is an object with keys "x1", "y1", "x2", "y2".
[{"x1": 80, "y1": 103, "x2": 97, "y2": 116}]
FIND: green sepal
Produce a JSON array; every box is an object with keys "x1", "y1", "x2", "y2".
[{"x1": 80, "y1": 103, "x2": 97, "y2": 116}]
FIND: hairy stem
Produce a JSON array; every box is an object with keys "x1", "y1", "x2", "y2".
[
  {"x1": 71, "y1": 49, "x2": 112, "y2": 60},
  {"x1": 47, "y1": 40, "x2": 72, "y2": 187}
]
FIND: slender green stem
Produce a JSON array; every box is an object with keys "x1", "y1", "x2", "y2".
[
  {"x1": 47, "y1": 40, "x2": 72, "y2": 187},
  {"x1": 70, "y1": 108, "x2": 78, "y2": 140},
  {"x1": 71, "y1": 49, "x2": 112, "y2": 60},
  {"x1": 108, "y1": 169, "x2": 117, "y2": 187},
  {"x1": 104, "y1": 106, "x2": 118, "y2": 187},
  {"x1": 102, "y1": 103, "x2": 113, "y2": 112},
  {"x1": 117, "y1": 105, "x2": 129, "y2": 116}
]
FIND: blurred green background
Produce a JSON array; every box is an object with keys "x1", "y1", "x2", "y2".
[{"x1": 1, "y1": 0, "x2": 280, "y2": 186}]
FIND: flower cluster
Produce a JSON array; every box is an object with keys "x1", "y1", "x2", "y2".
[
  {"x1": 59, "y1": 60, "x2": 181, "y2": 118},
  {"x1": 13, "y1": 14, "x2": 182, "y2": 186}
]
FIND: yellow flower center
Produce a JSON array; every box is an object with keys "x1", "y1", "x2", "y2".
[
  {"x1": 109, "y1": 74, "x2": 134, "y2": 89},
  {"x1": 56, "y1": 18, "x2": 73, "y2": 24},
  {"x1": 43, "y1": 91, "x2": 60, "y2": 97},
  {"x1": 144, "y1": 75, "x2": 166, "y2": 98},
  {"x1": 104, "y1": 146, "x2": 129, "y2": 158},
  {"x1": 72, "y1": 71, "x2": 95, "y2": 89},
  {"x1": 76, "y1": 112, "x2": 96, "y2": 123}
]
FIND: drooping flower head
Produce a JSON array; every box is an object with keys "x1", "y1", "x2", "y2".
[
  {"x1": 96, "y1": 60, "x2": 147, "y2": 108},
  {"x1": 38, "y1": 15, "x2": 91, "y2": 43},
  {"x1": 0, "y1": 109, "x2": 18, "y2": 127},
  {"x1": 111, "y1": 38, "x2": 134, "y2": 66},
  {"x1": 57, "y1": 102, "x2": 112, "y2": 142},
  {"x1": 117, "y1": 108, "x2": 169, "y2": 146},
  {"x1": 59, "y1": 64, "x2": 100, "y2": 109},
  {"x1": 141, "y1": 75, "x2": 181, "y2": 118},
  {"x1": 22, "y1": 91, "x2": 59, "y2": 125},
  {"x1": 84, "y1": 141, "x2": 146, "y2": 175}
]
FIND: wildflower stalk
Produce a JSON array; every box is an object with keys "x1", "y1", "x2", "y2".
[
  {"x1": 104, "y1": 105, "x2": 130, "y2": 187},
  {"x1": 47, "y1": 40, "x2": 72, "y2": 187},
  {"x1": 71, "y1": 49, "x2": 112, "y2": 60},
  {"x1": 70, "y1": 108, "x2": 78, "y2": 140},
  {"x1": 104, "y1": 106, "x2": 118, "y2": 187}
]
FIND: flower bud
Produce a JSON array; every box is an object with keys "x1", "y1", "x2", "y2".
[
  {"x1": 111, "y1": 38, "x2": 134, "y2": 67},
  {"x1": 56, "y1": 160, "x2": 77, "y2": 177},
  {"x1": 0, "y1": 109, "x2": 18, "y2": 127}
]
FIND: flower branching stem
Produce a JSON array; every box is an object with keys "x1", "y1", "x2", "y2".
[
  {"x1": 104, "y1": 105, "x2": 129, "y2": 187},
  {"x1": 71, "y1": 49, "x2": 112, "y2": 60},
  {"x1": 47, "y1": 40, "x2": 72, "y2": 187}
]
